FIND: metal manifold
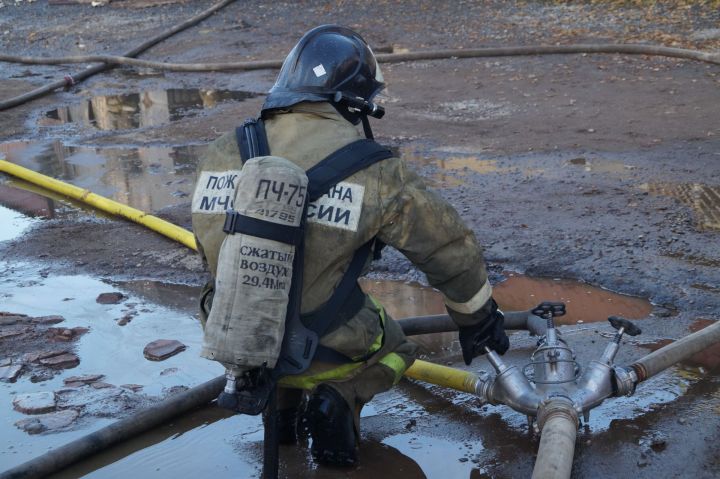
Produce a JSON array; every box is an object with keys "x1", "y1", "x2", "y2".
[{"x1": 471, "y1": 302, "x2": 643, "y2": 432}]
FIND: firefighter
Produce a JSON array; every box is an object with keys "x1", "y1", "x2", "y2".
[{"x1": 191, "y1": 25, "x2": 509, "y2": 467}]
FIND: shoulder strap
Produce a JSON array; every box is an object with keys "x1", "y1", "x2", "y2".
[
  {"x1": 236, "y1": 118, "x2": 270, "y2": 164},
  {"x1": 306, "y1": 139, "x2": 393, "y2": 202}
]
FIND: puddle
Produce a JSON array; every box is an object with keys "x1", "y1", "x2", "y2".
[
  {"x1": 361, "y1": 274, "x2": 652, "y2": 358},
  {"x1": 0, "y1": 140, "x2": 205, "y2": 212},
  {"x1": 566, "y1": 156, "x2": 637, "y2": 176},
  {"x1": 399, "y1": 148, "x2": 549, "y2": 188},
  {"x1": 0, "y1": 181, "x2": 96, "y2": 224},
  {"x1": 399, "y1": 150, "x2": 512, "y2": 188},
  {"x1": 0, "y1": 261, "x2": 223, "y2": 472},
  {"x1": 49, "y1": 406, "x2": 258, "y2": 479},
  {"x1": 110, "y1": 280, "x2": 199, "y2": 312},
  {"x1": 382, "y1": 433, "x2": 485, "y2": 477},
  {"x1": 359, "y1": 278, "x2": 457, "y2": 356},
  {"x1": 362, "y1": 273, "x2": 652, "y2": 326},
  {"x1": 493, "y1": 273, "x2": 653, "y2": 325},
  {"x1": 40, "y1": 89, "x2": 257, "y2": 130},
  {"x1": 0, "y1": 204, "x2": 38, "y2": 242},
  {"x1": 641, "y1": 182, "x2": 720, "y2": 231}
]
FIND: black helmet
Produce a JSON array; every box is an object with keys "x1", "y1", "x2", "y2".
[{"x1": 261, "y1": 25, "x2": 385, "y2": 125}]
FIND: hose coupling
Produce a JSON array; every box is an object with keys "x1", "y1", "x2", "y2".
[
  {"x1": 474, "y1": 369, "x2": 493, "y2": 401},
  {"x1": 223, "y1": 371, "x2": 239, "y2": 394},
  {"x1": 536, "y1": 397, "x2": 578, "y2": 433},
  {"x1": 612, "y1": 366, "x2": 638, "y2": 396}
]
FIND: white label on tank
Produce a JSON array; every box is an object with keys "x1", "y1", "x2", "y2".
[
  {"x1": 313, "y1": 64, "x2": 327, "y2": 77},
  {"x1": 192, "y1": 170, "x2": 242, "y2": 213},
  {"x1": 307, "y1": 181, "x2": 364, "y2": 232}
]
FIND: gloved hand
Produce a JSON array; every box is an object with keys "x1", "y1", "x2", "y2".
[{"x1": 457, "y1": 299, "x2": 510, "y2": 365}]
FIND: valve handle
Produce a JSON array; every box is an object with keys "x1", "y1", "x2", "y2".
[
  {"x1": 531, "y1": 301, "x2": 566, "y2": 318},
  {"x1": 608, "y1": 316, "x2": 642, "y2": 336}
]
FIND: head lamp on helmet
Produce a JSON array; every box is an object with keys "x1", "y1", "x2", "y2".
[{"x1": 261, "y1": 25, "x2": 385, "y2": 127}]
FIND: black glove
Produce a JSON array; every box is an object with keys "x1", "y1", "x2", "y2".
[{"x1": 458, "y1": 300, "x2": 510, "y2": 365}]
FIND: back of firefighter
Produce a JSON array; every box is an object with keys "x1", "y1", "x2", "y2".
[{"x1": 191, "y1": 25, "x2": 509, "y2": 467}]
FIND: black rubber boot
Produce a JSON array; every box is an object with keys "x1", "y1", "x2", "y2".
[
  {"x1": 263, "y1": 407, "x2": 298, "y2": 445},
  {"x1": 306, "y1": 384, "x2": 357, "y2": 467}
]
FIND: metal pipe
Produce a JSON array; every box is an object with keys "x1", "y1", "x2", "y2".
[
  {"x1": 575, "y1": 360, "x2": 614, "y2": 412},
  {"x1": 485, "y1": 350, "x2": 542, "y2": 415},
  {"x1": 0, "y1": 376, "x2": 225, "y2": 479},
  {"x1": 627, "y1": 320, "x2": 720, "y2": 383},
  {"x1": 396, "y1": 311, "x2": 546, "y2": 336},
  {"x1": 531, "y1": 400, "x2": 578, "y2": 479}
]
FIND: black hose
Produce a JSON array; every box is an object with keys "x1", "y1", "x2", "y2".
[{"x1": 0, "y1": 0, "x2": 238, "y2": 111}]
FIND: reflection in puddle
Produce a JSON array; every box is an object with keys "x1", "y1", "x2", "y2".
[
  {"x1": 399, "y1": 148, "x2": 546, "y2": 188},
  {"x1": 382, "y1": 433, "x2": 484, "y2": 477},
  {"x1": 401, "y1": 150, "x2": 509, "y2": 188},
  {"x1": 110, "y1": 280, "x2": 199, "y2": 313},
  {"x1": 360, "y1": 278, "x2": 446, "y2": 319},
  {"x1": 41, "y1": 89, "x2": 257, "y2": 130},
  {"x1": 0, "y1": 140, "x2": 205, "y2": 212},
  {"x1": 0, "y1": 181, "x2": 93, "y2": 223},
  {"x1": 50, "y1": 406, "x2": 258, "y2": 479},
  {"x1": 641, "y1": 182, "x2": 720, "y2": 230},
  {"x1": 360, "y1": 278, "x2": 455, "y2": 356},
  {"x1": 362, "y1": 273, "x2": 652, "y2": 326},
  {"x1": 566, "y1": 156, "x2": 636, "y2": 176}
]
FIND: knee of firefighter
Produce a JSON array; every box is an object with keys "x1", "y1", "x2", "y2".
[
  {"x1": 330, "y1": 362, "x2": 397, "y2": 409},
  {"x1": 319, "y1": 301, "x2": 383, "y2": 359}
]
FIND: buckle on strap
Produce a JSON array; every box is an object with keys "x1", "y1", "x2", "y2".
[{"x1": 223, "y1": 210, "x2": 239, "y2": 234}]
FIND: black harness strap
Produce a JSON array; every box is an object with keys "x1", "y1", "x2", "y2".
[
  {"x1": 306, "y1": 139, "x2": 393, "y2": 202},
  {"x1": 223, "y1": 212, "x2": 304, "y2": 246}
]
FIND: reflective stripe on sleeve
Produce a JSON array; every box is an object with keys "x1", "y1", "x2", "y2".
[
  {"x1": 278, "y1": 362, "x2": 364, "y2": 390},
  {"x1": 443, "y1": 281, "x2": 493, "y2": 315},
  {"x1": 379, "y1": 352, "x2": 407, "y2": 385}
]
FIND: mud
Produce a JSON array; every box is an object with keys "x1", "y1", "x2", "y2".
[{"x1": 1, "y1": 0, "x2": 720, "y2": 477}]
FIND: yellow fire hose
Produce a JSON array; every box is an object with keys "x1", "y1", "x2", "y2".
[
  {"x1": 0, "y1": 158, "x2": 477, "y2": 390},
  {"x1": 0, "y1": 159, "x2": 196, "y2": 250}
]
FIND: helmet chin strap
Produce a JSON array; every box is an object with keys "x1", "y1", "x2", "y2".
[{"x1": 360, "y1": 114, "x2": 374, "y2": 140}]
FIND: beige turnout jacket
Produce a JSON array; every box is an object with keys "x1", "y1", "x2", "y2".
[{"x1": 192, "y1": 102, "x2": 492, "y2": 373}]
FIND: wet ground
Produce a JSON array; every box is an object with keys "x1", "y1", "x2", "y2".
[{"x1": 1, "y1": 1, "x2": 720, "y2": 477}]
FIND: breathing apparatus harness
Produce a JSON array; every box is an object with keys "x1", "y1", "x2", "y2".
[{"x1": 214, "y1": 118, "x2": 392, "y2": 415}]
